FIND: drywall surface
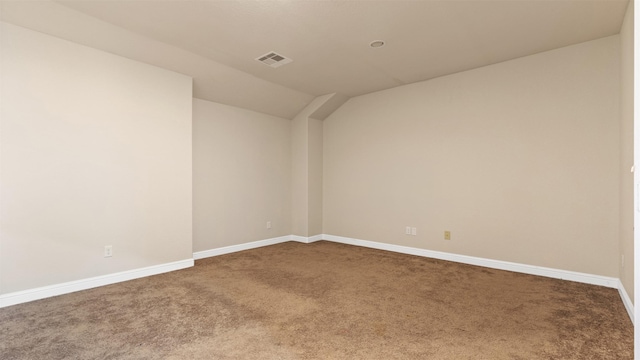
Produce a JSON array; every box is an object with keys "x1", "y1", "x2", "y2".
[
  {"x1": 324, "y1": 35, "x2": 621, "y2": 277},
  {"x1": 291, "y1": 110, "x2": 309, "y2": 237},
  {"x1": 308, "y1": 118, "x2": 323, "y2": 236},
  {"x1": 291, "y1": 93, "x2": 333, "y2": 237},
  {"x1": 620, "y1": 0, "x2": 634, "y2": 302},
  {"x1": 193, "y1": 99, "x2": 291, "y2": 251},
  {"x1": 0, "y1": 22, "x2": 193, "y2": 294}
]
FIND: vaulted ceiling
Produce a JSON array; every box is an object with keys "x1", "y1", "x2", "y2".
[{"x1": 0, "y1": 0, "x2": 630, "y2": 119}]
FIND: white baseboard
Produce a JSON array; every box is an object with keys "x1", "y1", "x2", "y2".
[
  {"x1": 290, "y1": 235, "x2": 310, "y2": 244},
  {"x1": 4, "y1": 233, "x2": 633, "y2": 325},
  {"x1": 193, "y1": 235, "x2": 324, "y2": 259},
  {"x1": 308, "y1": 234, "x2": 323, "y2": 243},
  {"x1": 290, "y1": 234, "x2": 323, "y2": 243},
  {"x1": 322, "y1": 234, "x2": 620, "y2": 289},
  {"x1": 291, "y1": 234, "x2": 323, "y2": 244},
  {"x1": 324, "y1": 234, "x2": 635, "y2": 322},
  {"x1": 0, "y1": 259, "x2": 193, "y2": 308},
  {"x1": 195, "y1": 234, "x2": 635, "y2": 323},
  {"x1": 618, "y1": 280, "x2": 635, "y2": 324},
  {"x1": 193, "y1": 235, "x2": 292, "y2": 259}
]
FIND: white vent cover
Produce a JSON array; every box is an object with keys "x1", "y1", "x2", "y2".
[{"x1": 255, "y1": 51, "x2": 293, "y2": 68}]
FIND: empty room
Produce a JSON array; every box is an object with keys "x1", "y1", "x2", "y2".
[{"x1": 0, "y1": 0, "x2": 637, "y2": 358}]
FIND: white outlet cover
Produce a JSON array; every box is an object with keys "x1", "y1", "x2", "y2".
[
  {"x1": 411, "y1": 227, "x2": 417, "y2": 236},
  {"x1": 405, "y1": 226, "x2": 411, "y2": 235}
]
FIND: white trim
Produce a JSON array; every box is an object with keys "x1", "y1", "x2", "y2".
[
  {"x1": 290, "y1": 235, "x2": 310, "y2": 244},
  {"x1": 193, "y1": 234, "x2": 320, "y2": 260},
  {"x1": 324, "y1": 234, "x2": 634, "y2": 322},
  {"x1": 0, "y1": 259, "x2": 193, "y2": 308},
  {"x1": 193, "y1": 235, "x2": 292, "y2": 259},
  {"x1": 618, "y1": 280, "x2": 635, "y2": 324},
  {"x1": 323, "y1": 234, "x2": 620, "y2": 289},
  {"x1": 4, "y1": 234, "x2": 632, "y2": 324},
  {"x1": 290, "y1": 235, "x2": 323, "y2": 243},
  {"x1": 193, "y1": 235, "x2": 322, "y2": 260}
]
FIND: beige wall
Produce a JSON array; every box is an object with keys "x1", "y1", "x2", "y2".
[
  {"x1": 291, "y1": 94, "x2": 333, "y2": 237},
  {"x1": 0, "y1": 22, "x2": 193, "y2": 294},
  {"x1": 291, "y1": 111, "x2": 309, "y2": 237},
  {"x1": 192, "y1": 99, "x2": 291, "y2": 251},
  {"x1": 308, "y1": 118, "x2": 323, "y2": 236},
  {"x1": 1, "y1": 12, "x2": 630, "y2": 302},
  {"x1": 620, "y1": 0, "x2": 634, "y2": 301},
  {"x1": 324, "y1": 36, "x2": 621, "y2": 277}
]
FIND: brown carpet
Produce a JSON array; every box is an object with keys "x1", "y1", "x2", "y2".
[{"x1": 0, "y1": 241, "x2": 633, "y2": 359}]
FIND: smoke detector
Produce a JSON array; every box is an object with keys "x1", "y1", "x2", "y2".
[{"x1": 255, "y1": 51, "x2": 293, "y2": 68}]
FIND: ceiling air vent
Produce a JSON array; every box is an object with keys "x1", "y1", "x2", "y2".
[{"x1": 255, "y1": 51, "x2": 293, "y2": 68}]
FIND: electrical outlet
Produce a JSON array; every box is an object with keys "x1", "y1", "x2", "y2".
[
  {"x1": 267, "y1": 221, "x2": 272, "y2": 229},
  {"x1": 444, "y1": 231, "x2": 451, "y2": 240},
  {"x1": 622, "y1": 254, "x2": 625, "y2": 268},
  {"x1": 405, "y1": 226, "x2": 411, "y2": 235},
  {"x1": 411, "y1": 227, "x2": 417, "y2": 236},
  {"x1": 104, "y1": 245, "x2": 113, "y2": 257}
]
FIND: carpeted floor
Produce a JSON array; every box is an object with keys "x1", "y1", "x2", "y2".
[{"x1": 0, "y1": 241, "x2": 633, "y2": 359}]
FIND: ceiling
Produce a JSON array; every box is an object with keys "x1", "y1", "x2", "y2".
[{"x1": 0, "y1": 0, "x2": 630, "y2": 119}]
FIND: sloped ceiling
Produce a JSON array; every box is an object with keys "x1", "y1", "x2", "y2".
[{"x1": 0, "y1": 0, "x2": 630, "y2": 119}]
